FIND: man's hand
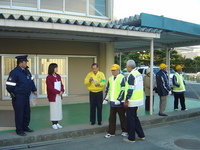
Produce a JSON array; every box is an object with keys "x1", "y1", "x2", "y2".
[
  {"x1": 95, "y1": 83, "x2": 100, "y2": 87},
  {"x1": 103, "y1": 100, "x2": 108, "y2": 105},
  {"x1": 89, "y1": 77, "x2": 93, "y2": 82},
  {"x1": 33, "y1": 91, "x2": 37, "y2": 95},
  {"x1": 168, "y1": 91, "x2": 172, "y2": 95},
  {"x1": 115, "y1": 100, "x2": 121, "y2": 105},
  {"x1": 59, "y1": 92, "x2": 63, "y2": 96}
]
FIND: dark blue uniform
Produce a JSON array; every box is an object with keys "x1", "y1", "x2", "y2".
[{"x1": 6, "y1": 64, "x2": 37, "y2": 135}]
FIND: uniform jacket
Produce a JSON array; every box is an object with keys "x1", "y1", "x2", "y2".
[
  {"x1": 46, "y1": 74, "x2": 64, "y2": 102},
  {"x1": 84, "y1": 71, "x2": 106, "y2": 93},
  {"x1": 156, "y1": 69, "x2": 171, "y2": 96},
  {"x1": 6, "y1": 66, "x2": 37, "y2": 96}
]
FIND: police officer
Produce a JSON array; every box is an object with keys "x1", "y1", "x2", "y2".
[
  {"x1": 123, "y1": 60, "x2": 145, "y2": 143},
  {"x1": 6, "y1": 55, "x2": 37, "y2": 136}
]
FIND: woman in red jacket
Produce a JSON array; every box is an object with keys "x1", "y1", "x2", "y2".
[{"x1": 46, "y1": 63, "x2": 64, "y2": 129}]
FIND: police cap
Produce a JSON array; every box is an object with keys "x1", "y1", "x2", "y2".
[{"x1": 15, "y1": 55, "x2": 28, "y2": 62}]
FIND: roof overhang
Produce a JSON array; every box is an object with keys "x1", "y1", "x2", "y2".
[{"x1": 0, "y1": 14, "x2": 161, "y2": 44}]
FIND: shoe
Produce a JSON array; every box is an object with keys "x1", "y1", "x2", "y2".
[
  {"x1": 24, "y1": 129, "x2": 34, "y2": 132},
  {"x1": 57, "y1": 124, "x2": 62, "y2": 129},
  {"x1": 52, "y1": 124, "x2": 58, "y2": 129},
  {"x1": 136, "y1": 137, "x2": 145, "y2": 140},
  {"x1": 123, "y1": 138, "x2": 135, "y2": 143},
  {"x1": 104, "y1": 134, "x2": 115, "y2": 138},
  {"x1": 17, "y1": 132, "x2": 27, "y2": 136},
  {"x1": 98, "y1": 122, "x2": 102, "y2": 126},
  {"x1": 91, "y1": 122, "x2": 95, "y2": 125},
  {"x1": 182, "y1": 109, "x2": 188, "y2": 111},
  {"x1": 174, "y1": 109, "x2": 178, "y2": 111},
  {"x1": 159, "y1": 113, "x2": 168, "y2": 116},
  {"x1": 121, "y1": 132, "x2": 128, "y2": 137}
]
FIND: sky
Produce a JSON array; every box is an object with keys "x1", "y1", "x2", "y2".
[{"x1": 114, "y1": 0, "x2": 200, "y2": 25}]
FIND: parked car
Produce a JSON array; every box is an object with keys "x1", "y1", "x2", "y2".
[{"x1": 137, "y1": 66, "x2": 160, "y2": 77}]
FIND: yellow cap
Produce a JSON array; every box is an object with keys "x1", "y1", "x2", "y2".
[
  {"x1": 175, "y1": 65, "x2": 183, "y2": 70},
  {"x1": 110, "y1": 64, "x2": 120, "y2": 70},
  {"x1": 159, "y1": 63, "x2": 168, "y2": 69}
]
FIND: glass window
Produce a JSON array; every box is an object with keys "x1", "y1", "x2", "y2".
[
  {"x1": 37, "y1": 56, "x2": 67, "y2": 97},
  {"x1": 65, "y1": 0, "x2": 86, "y2": 14},
  {"x1": 89, "y1": 0, "x2": 107, "y2": 17},
  {"x1": 12, "y1": 0, "x2": 37, "y2": 8},
  {"x1": 40, "y1": 0, "x2": 63, "y2": 11},
  {"x1": 0, "y1": 0, "x2": 10, "y2": 6}
]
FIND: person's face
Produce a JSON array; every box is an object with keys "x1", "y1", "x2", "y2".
[
  {"x1": 54, "y1": 67, "x2": 58, "y2": 73},
  {"x1": 20, "y1": 61, "x2": 28, "y2": 68},
  {"x1": 177, "y1": 68, "x2": 182, "y2": 73},
  {"x1": 162, "y1": 67, "x2": 167, "y2": 71},
  {"x1": 111, "y1": 69, "x2": 120, "y2": 76},
  {"x1": 92, "y1": 65, "x2": 99, "y2": 74},
  {"x1": 126, "y1": 65, "x2": 132, "y2": 72}
]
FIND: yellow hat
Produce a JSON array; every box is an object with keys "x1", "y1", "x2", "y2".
[
  {"x1": 110, "y1": 64, "x2": 120, "y2": 70},
  {"x1": 159, "y1": 63, "x2": 168, "y2": 69},
  {"x1": 175, "y1": 65, "x2": 183, "y2": 70}
]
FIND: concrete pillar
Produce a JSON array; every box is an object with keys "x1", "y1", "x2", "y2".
[{"x1": 99, "y1": 42, "x2": 114, "y2": 79}]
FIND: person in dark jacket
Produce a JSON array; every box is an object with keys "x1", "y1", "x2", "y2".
[
  {"x1": 6, "y1": 55, "x2": 37, "y2": 136},
  {"x1": 156, "y1": 63, "x2": 171, "y2": 116}
]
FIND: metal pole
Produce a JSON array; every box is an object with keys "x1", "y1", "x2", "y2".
[
  {"x1": 119, "y1": 51, "x2": 122, "y2": 67},
  {"x1": 166, "y1": 48, "x2": 171, "y2": 82},
  {"x1": 150, "y1": 39, "x2": 154, "y2": 115}
]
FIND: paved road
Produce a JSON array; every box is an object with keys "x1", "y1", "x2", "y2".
[
  {"x1": 12, "y1": 116, "x2": 199, "y2": 150},
  {"x1": 185, "y1": 81, "x2": 200, "y2": 99}
]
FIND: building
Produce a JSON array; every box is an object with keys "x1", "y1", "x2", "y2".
[{"x1": 0, "y1": 0, "x2": 160, "y2": 105}]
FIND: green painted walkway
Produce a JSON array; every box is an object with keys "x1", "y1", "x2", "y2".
[{"x1": 1, "y1": 95, "x2": 200, "y2": 133}]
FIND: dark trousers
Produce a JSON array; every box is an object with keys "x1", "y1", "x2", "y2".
[
  {"x1": 12, "y1": 94, "x2": 30, "y2": 134},
  {"x1": 174, "y1": 92, "x2": 186, "y2": 110},
  {"x1": 145, "y1": 96, "x2": 154, "y2": 111},
  {"x1": 108, "y1": 107, "x2": 127, "y2": 135},
  {"x1": 89, "y1": 91, "x2": 103, "y2": 123},
  {"x1": 126, "y1": 107, "x2": 145, "y2": 141}
]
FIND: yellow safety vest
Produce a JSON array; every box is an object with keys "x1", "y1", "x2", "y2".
[
  {"x1": 109, "y1": 74, "x2": 125, "y2": 102},
  {"x1": 173, "y1": 72, "x2": 185, "y2": 92},
  {"x1": 125, "y1": 69, "x2": 144, "y2": 107}
]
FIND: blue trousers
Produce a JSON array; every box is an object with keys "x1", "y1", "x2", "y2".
[
  {"x1": 89, "y1": 91, "x2": 103, "y2": 123},
  {"x1": 126, "y1": 107, "x2": 145, "y2": 141},
  {"x1": 12, "y1": 94, "x2": 30, "y2": 134}
]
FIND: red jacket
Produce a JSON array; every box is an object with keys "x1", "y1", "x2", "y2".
[{"x1": 46, "y1": 74, "x2": 64, "y2": 102}]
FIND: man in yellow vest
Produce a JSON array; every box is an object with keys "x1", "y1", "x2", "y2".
[
  {"x1": 84, "y1": 63, "x2": 106, "y2": 125},
  {"x1": 123, "y1": 60, "x2": 145, "y2": 143},
  {"x1": 103, "y1": 64, "x2": 127, "y2": 138},
  {"x1": 172, "y1": 65, "x2": 187, "y2": 111}
]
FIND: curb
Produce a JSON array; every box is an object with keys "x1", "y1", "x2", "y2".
[{"x1": 0, "y1": 108, "x2": 200, "y2": 148}]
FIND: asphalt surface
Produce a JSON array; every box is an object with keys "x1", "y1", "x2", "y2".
[
  {"x1": 11, "y1": 116, "x2": 200, "y2": 150},
  {"x1": 185, "y1": 81, "x2": 200, "y2": 99}
]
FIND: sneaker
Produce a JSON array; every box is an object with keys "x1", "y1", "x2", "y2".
[
  {"x1": 174, "y1": 109, "x2": 178, "y2": 111},
  {"x1": 123, "y1": 138, "x2": 135, "y2": 143},
  {"x1": 104, "y1": 134, "x2": 115, "y2": 138},
  {"x1": 57, "y1": 124, "x2": 62, "y2": 129},
  {"x1": 121, "y1": 132, "x2": 128, "y2": 137},
  {"x1": 52, "y1": 124, "x2": 58, "y2": 129},
  {"x1": 158, "y1": 113, "x2": 168, "y2": 116},
  {"x1": 182, "y1": 109, "x2": 188, "y2": 111},
  {"x1": 136, "y1": 137, "x2": 145, "y2": 140}
]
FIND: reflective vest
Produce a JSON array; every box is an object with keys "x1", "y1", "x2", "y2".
[
  {"x1": 173, "y1": 72, "x2": 185, "y2": 92},
  {"x1": 109, "y1": 74, "x2": 125, "y2": 102},
  {"x1": 125, "y1": 69, "x2": 144, "y2": 107}
]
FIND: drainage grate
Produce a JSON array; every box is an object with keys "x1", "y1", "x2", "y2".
[{"x1": 174, "y1": 139, "x2": 200, "y2": 149}]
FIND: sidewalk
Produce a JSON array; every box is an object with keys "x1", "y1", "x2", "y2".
[{"x1": 0, "y1": 95, "x2": 199, "y2": 147}]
